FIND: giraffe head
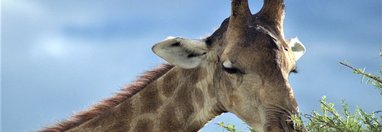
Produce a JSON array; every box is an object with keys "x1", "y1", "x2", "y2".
[{"x1": 152, "y1": 0, "x2": 305, "y2": 131}]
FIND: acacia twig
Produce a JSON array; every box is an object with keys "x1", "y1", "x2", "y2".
[{"x1": 339, "y1": 62, "x2": 382, "y2": 84}]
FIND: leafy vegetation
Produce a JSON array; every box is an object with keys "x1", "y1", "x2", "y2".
[
  {"x1": 219, "y1": 52, "x2": 382, "y2": 131},
  {"x1": 291, "y1": 96, "x2": 382, "y2": 132}
]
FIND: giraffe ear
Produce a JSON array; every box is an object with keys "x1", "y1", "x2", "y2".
[
  {"x1": 152, "y1": 36, "x2": 209, "y2": 69},
  {"x1": 287, "y1": 37, "x2": 306, "y2": 61}
]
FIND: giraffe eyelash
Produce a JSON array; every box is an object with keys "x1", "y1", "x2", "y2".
[{"x1": 290, "y1": 66, "x2": 298, "y2": 74}]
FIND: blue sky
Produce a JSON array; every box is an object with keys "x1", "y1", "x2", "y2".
[{"x1": 2, "y1": 0, "x2": 381, "y2": 131}]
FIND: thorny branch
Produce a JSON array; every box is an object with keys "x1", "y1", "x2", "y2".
[{"x1": 339, "y1": 62, "x2": 382, "y2": 84}]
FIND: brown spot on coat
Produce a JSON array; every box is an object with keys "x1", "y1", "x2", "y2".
[
  {"x1": 207, "y1": 83, "x2": 216, "y2": 98},
  {"x1": 110, "y1": 101, "x2": 134, "y2": 131},
  {"x1": 139, "y1": 84, "x2": 162, "y2": 113},
  {"x1": 185, "y1": 121, "x2": 204, "y2": 132},
  {"x1": 133, "y1": 119, "x2": 153, "y2": 132},
  {"x1": 162, "y1": 69, "x2": 178, "y2": 97},
  {"x1": 83, "y1": 101, "x2": 134, "y2": 131},
  {"x1": 194, "y1": 88, "x2": 205, "y2": 108},
  {"x1": 159, "y1": 105, "x2": 182, "y2": 131},
  {"x1": 175, "y1": 84, "x2": 195, "y2": 121}
]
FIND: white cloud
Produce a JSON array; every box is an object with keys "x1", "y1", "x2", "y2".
[
  {"x1": 29, "y1": 34, "x2": 98, "y2": 61},
  {"x1": 38, "y1": 36, "x2": 66, "y2": 58}
]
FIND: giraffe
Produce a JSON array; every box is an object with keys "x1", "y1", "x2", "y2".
[{"x1": 41, "y1": 0, "x2": 306, "y2": 131}]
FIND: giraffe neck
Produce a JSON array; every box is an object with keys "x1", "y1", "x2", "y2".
[{"x1": 67, "y1": 66, "x2": 225, "y2": 132}]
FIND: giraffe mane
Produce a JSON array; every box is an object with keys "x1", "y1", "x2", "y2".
[{"x1": 40, "y1": 64, "x2": 174, "y2": 132}]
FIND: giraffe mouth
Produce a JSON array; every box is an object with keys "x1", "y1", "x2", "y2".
[{"x1": 264, "y1": 104, "x2": 300, "y2": 131}]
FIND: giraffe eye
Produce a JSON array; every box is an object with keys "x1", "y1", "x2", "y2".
[
  {"x1": 222, "y1": 65, "x2": 244, "y2": 74},
  {"x1": 223, "y1": 66, "x2": 239, "y2": 74}
]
